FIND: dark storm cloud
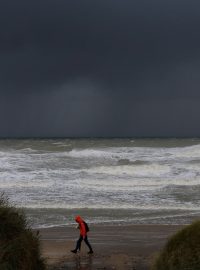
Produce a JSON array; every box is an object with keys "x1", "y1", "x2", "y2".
[
  {"x1": 1, "y1": 0, "x2": 200, "y2": 136},
  {"x1": 1, "y1": 0, "x2": 200, "y2": 95}
]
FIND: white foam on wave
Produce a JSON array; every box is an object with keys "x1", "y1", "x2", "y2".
[
  {"x1": 19, "y1": 203, "x2": 200, "y2": 211},
  {"x1": 67, "y1": 147, "x2": 162, "y2": 161},
  {"x1": 67, "y1": 144, "x2": 200, "y2": 163},
  {"x1": 67, "y1": 148, "x2": 114, "y2": 159},
  {"x1": 85, "y1": 164, "x2": 171, "y2": 177},
  {"x1": 1, "y1": 142, "x2": 200, "y2": 215},
  {"x1": 0, "y1": 167, "x2": 74, "y2": 188},
  {"x1": 72, "y1": 176, "x2": 200, "y2": 191},
  {"x1": 52, "y1": 142, "x2": 71, "y2": 147},
  {"x1": 2, "y1": 143, "x2": 200, "y2": 170},
  {"x1": 171, "y1": 144, "x2": 200, "y2": 159}
]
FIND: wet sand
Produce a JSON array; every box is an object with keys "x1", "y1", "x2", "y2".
[{"x1": 39, "y1": 224, "x2": 184, "y2": 270}]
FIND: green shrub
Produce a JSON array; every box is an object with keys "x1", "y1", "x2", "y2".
[
  {"x1": 152, "y1": 220, "x2": 200, "y2": 270},
  {"x1": 0, "y1": 195, "x2": 46, "y2": 270}
]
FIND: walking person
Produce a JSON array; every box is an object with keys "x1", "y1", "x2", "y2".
[{"x1": 71, "y1": 216, "x2": 93, "y2": 254}]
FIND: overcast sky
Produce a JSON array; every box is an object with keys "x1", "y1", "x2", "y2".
[{"x1": 1, "y1": 0, "x2": 200, "y2": 137}]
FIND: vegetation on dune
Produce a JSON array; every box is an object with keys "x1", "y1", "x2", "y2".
[
  {"x1": 152, "y1": 220, "x2": 200, "y2": 270},
  {"x1": 0, "y1": 195, "x2": 46, "y2": 270}
]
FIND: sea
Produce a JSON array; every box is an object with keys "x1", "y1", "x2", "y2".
[{"x1": 0, "y1": 138, "x2": 200, "y2": 228}]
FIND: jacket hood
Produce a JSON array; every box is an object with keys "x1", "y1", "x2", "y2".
[{"x1": 75, "y1": 216, "x2": 83, "y2": 223}]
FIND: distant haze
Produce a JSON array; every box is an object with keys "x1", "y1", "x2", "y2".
[{"x1": 1, "y1": 0, "x2": 200, "y2": 137}]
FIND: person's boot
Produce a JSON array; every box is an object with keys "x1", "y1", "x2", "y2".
[
  {"x1": 71, "y1": 249, "x2": 77, "y2": 254},
  {"x1": 88, "y1": 250, "x2": 93, "y2": 254}
]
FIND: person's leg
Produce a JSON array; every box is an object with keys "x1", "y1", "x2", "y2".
[
  {"x1": 71, "y1": 236, "x2": 83, "y2": 253},
  {"x1": 76, "y1": 236, "x2": 83, "y2": 251},
  {"x1": 78, "y1": 237, "x2": 82, "y2": 252},
  {"x1": 84, "y1": 236, "x2": 93, "y2": 253}
]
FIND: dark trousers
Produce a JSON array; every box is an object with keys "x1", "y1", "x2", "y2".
[{"x1": 75, "y1": 235, "x2": 93, "y2": 252}]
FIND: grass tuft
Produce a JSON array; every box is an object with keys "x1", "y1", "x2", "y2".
[
  {"x1": 0, "y1": 194, "x2": 46, "y2": 270},
  {"x1": 152, "y1": 220, "x2": 200, "y2": 270}
]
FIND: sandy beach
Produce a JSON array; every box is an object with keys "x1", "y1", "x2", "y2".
[{"x1": 39, "y1": 224, "x2": 185, "y2": 270}]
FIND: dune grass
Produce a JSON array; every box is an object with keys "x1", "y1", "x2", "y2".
[
  {"x1": 152, "y1": 220, "x2": 200, "y2": 270},
  {"x1": 0, "y1": 195, "x2": 46, "y2": 270}
]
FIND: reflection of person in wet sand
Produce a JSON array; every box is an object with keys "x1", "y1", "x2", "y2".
[
  {"x1": 74, "y1": 255, "x2": 93, "y2": 270},
  {"x1": 71, "y1": 216, "x2": 93, "y2": 254}
]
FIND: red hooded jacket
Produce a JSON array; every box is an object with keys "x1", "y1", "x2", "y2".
[{"x1": 75, "y1": 216, "x2": 86, "y2": 237}]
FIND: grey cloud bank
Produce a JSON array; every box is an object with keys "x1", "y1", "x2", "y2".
[{"x1": 0, "y1": 0, "x2": 200, "y2": 136}]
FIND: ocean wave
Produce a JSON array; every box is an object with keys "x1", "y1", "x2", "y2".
[
  {"x1": 67, "y1": 144, "x2": 200, "y2": 163},
  {"x1": 85, "y1": 164, "x2": 171, "y2": 177},
  {"x1": 0, "y1": 139, "x2": 200, "y2": 227},
  {"x1": 20, "y1": 204, "x2": 200, "y2": 211},
  {"x1": 117, "y1": 159, "x2": 149, "y2": 165},
  {"x1": 168, "y1": 144, "x2": 200, "y2": 160}
]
